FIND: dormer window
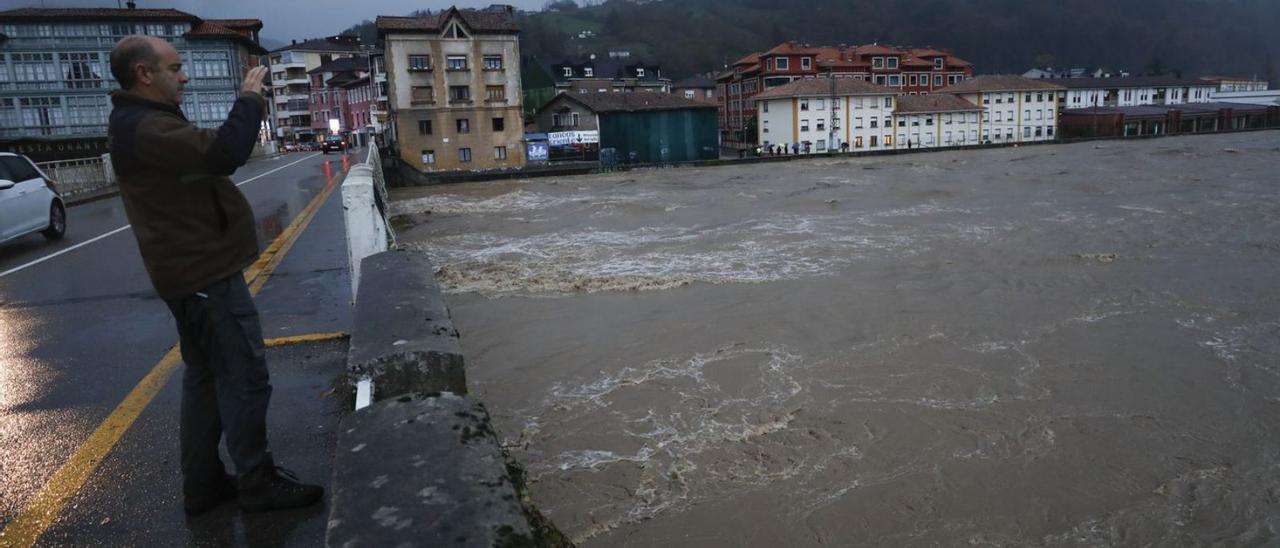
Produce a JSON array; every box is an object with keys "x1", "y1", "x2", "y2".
[
  {"x1": 636, "y1": 68, "x2": 645, "y2": 77},
  {"x1": 801, "y1": 57, "x2": 811, "y2": 70},
  {"x1": 444, "y1": 21, "x2": 469, "y2": 39},
  {"x1": 563, "y1": 67, "x2": 573, "y2": 77},
  {"x1": 934, "y1": 58, "x2": 944, "y2": 70},
  {"x1": 584, "y1": 67, "x2": 593, "y2": 77}
]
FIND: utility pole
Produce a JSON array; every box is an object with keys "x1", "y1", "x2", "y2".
[{"x1": 827, "y1": 67, "x2": 837, "y2": 152}]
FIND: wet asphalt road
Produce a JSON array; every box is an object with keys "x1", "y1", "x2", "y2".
[{"x1": 0, "y1": 151, "x2": 354, "y2": 546}]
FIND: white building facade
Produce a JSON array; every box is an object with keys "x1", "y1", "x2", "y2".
[
  {"x1": 1056, "y1": 76, "x2": 1215, "y2": 110},
  {"x1": 755, "y1": 78, "x2": 900, "y2": 152},
  {"x1": 890, "y1": 94, "x2": 984, "y2": 148},
  {"x1": 944, "y1": 75, "x2": 1064, "y2": 143}
]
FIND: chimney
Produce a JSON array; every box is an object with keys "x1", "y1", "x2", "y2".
[
  {"x1": 292, "y1": 39, "x2": 297, "y2": 45},
  {"x1": 126, "y1": 0, "x2": 137, "y2": 8}
]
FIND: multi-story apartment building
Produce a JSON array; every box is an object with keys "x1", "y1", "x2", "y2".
[
  {"x1": 368, "y1": 50, "x2": 389, "y2": 145},
  {"x1": 944, "y1": 75, "x2": 1064, "y2": 143},
  {"x1": 377, "y1": 6, "x2": 525, "y2": 173},
  {"x1": 308, "y1": 56, "x2": 366, "y2": 138},
  {"x1": 549, "y1": 57, "x2": 671, "y2": 94},
  {"x1": 754, "y1": 78, "x2": 899, "y2": 152},
  {"x1": 0, "y1": 6, "x2": 265, "y2": 160},
  {"x1": 718, "y1": 41, "x2": 974, "y2": 145},
  {"x1": 755, "y1": 78, "x2": 990, "y2": 152},
  {"x1": 266, "y1": 35, "x2": 363, "y2": 144},
  {"x1": 1055, "y1": 76, "x2": 1216, "y2": 110},
  {"x1": 891, "y1": 94, "x2": 985, "y2": 148}
]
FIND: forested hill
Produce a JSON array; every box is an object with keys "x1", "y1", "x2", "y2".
[{"x1": 343, "y1": 0, "x2": 1280, "y2": 83}]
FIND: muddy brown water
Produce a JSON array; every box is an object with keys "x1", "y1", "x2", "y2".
[{"x1": 390, "y1": 132, "x2": 1280, "y2": 546}]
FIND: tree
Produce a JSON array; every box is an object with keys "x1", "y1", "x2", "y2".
[
  {"x1": 1146, "y1": 56, "x2": 1165, "y2": 76},
  {"x1": 1034, "y1": 53, "x2": 1055, "y2": 69}
]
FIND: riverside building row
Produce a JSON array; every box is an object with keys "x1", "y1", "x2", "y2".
[
  {"x1": 754, "y1": 75, "x2": 1063, "y2": 152},
  {"x1": 718, "y1": 41, "x2": 975, "y2": 145}
]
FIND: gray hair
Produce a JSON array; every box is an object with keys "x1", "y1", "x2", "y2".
[{"x1": 110, "y1": 35, "x2": 160, "y2": 89}]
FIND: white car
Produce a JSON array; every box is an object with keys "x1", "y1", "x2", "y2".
[{"x1": 0, "y1": 152, "x2": 66, "y2": 245}]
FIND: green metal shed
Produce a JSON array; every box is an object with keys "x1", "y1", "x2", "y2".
[{"x1": 538, "y1": 93, "x2": 720, "y2": 165}]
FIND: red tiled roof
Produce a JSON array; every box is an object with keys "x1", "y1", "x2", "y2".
[
  {"x1": 764, "y1": 42, "x2": 819, "y2": 56},
  {"x1": 732, "y1": 52, "x2": 761, "y2": 67},
  {"x1": 853, "y1": 44, "x2": 902, "y2": 56},
  {"x1": 755, "y1": 78, "x2": 897, "y2": 99},
  {"x1": 186, "y1": 20, "x2": 266, "y2": 54},
  {"x1": 0, "y1": 7, "x2": 198, "y2": 20},
  {"x1": 943, "y1": 75, "x2": 1065, "y2": 93},
  {"x1": 894, "y1": 94, "x2": 982, "y2": 113}
]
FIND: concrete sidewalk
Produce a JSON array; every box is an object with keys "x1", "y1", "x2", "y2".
[{"x1": 36, "y1": 157, "x2": 355, "y2": 547}]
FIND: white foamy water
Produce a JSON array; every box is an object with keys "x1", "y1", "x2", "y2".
[{"x1": 395, "y1": 133, "x2": 1280, "y2": 547}]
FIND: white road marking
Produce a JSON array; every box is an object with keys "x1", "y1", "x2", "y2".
[{"x1": 0, "y1": 153, "x2": 322, "y2": 279}]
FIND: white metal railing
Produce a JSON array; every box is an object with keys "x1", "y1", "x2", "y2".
[{"x1": 36, "y1": 154, "x2": 114, "y2": 197}]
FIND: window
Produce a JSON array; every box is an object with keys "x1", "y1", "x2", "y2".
[
  {"x1": 855, "y1": 116, "x2": 863, "y2": 128},
  {"x1": 801, "y1": 57, "x2": 811, "y2": 70},
  {"x1": 584, "y1": 67, "x2": 594, "y2": 77},
  {"x1": 494, "y1": 146, "x2": 507, "y2": 160},
  {"x1": 855, "y1": 136, "x2": 864, "y2": 148},
  {"x1": 873, "y1": 57, "x2": 884, "y2": 69},
  {"x1": 816, "y1": 120, "x2": 825, "y2": 131},
  {"x1": 889, "y1": 75, "x2": 901, "y2": 86},
  {"x1": 1037, "y1": 92, "x2": 1044, "y2": 102},
  {"x1": 934, "y1": 75, "x2": 943, "y2": 87},
  {"x1": 946, "y1": 113, "x2": 953, "y2": 124},
  {"x1": 483, "y1": 55, "x2": 503, "y2": 70},
  {"x1": 884, "y1": 97, "x2": 893, "y2": 108},
  {"x1": 870, "y1": 118, "x2": 878, "y2": 128},
  {"x1": 408, "y1": 55, "x2": 431, "y2": 71},
  {"x1": 925, "y1": 117, "x2": 933, "y2": 126},
  {"x1": 800, "y1": 99, "x2": 809, "y2": 111},
  {"x1": 446, "y1": 56, "x2": 468, "y2": 71},
  {"x1": 563, "y1": 67, "x2": 573, "y2": 77},
  {"x1": 59, "y1": 52, "x2": 104, "y2": 88},
  {"x1": 816, "y1": 139, "x2": 825, "y2": 151},
  {"x1": 486, "y1": 85, "x2": 506, "y2": 101},
  {"x1": 983, "y1": 95, "x2": 990, "y2": 104},
  {"x1": 898, "y1": 118, "x2": 906, "y2": 127},
  {"x1": 492, "y1": 117, "x2": 504, "y2": 131},
  {"x1": 636, "y1": 68, "x2": 645, "y2": 77},
  {"x1": 1023, "y1": 127, "x2": 1032, "y2": 138},
  {"x1": 886, "y1": 57, "x2": 898, "y2": 69},
  {"x1": 875, "y1": 75, "x2": 886, "y2": 85},
  {"x1": 458, "y1": 147, "x2": 472, "y2": 162},
  {"x1": 1025, "y1": 109, "x2": 1031, "y2": 120},
  {"x1": 1047, "y1": 127, "x2": 1054, "y2": 137},
  {"x1": 910, "y1": 74, "x2": 918, "y2": 86},
  {"x1": 449, "y1": 86, "x2": 470, "y2": 102},
  {"x1": 934, "y1": 58, "x2": 944, "y2": 69},
  {"x1": 418, "y1": 119, "x2": 432, "y2": 134},
  {"x1": 776, "y1": 58, "x2": 789, "y2": 70},
  {"x1": 762, "y1": 102, "x2": 769, "y2": 113},
  {"x1": 855, "y1": 98, "x2": 864, "y2": 109},
  {"x1": 456, "y1": 118, "x2": 470, "y2": 133},
  {"x1": 815, "y1": 99, "x2": 825, "y2": 110},
  {"x1": 800, "y1": 119, "x2": 810, "y2": 131},
  {"x1": 421, "y1": 150, "x2": 435, "y2": 164},
  {"x1": 411, "y1": 86, "x2": 434, "y2": 104},
  {"x1": 870, "y1": 135, "x2": 878, "y2": 147}
]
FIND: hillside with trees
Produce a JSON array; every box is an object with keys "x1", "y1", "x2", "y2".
[{"x1": 345, "y1": 0, "x2": 1280, "y2": 83}]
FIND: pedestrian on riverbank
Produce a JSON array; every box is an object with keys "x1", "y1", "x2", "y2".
[{"x1": 107, "y1": 35, "x2": 323, "y2": 516}]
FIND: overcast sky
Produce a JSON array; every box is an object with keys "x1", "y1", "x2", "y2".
[{"x1": 0, "y1": 0, "x2": 547, "y2": 43}]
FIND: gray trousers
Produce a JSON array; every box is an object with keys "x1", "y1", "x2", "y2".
[{"x1": 165, "y1": 273, "x2": 271, "y2": 494}]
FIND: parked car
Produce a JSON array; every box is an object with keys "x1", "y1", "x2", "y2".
[
  {"x1": 0, "y1": 152, "x2": 65, "y2": 245},
  {"x1": 321, "y1": 138, "x2": 345, "y2": 154}
]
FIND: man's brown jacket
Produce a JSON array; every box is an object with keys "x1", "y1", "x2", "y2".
[{"x1": 108, "y1": 90, "x2": 266, "y2": 300}]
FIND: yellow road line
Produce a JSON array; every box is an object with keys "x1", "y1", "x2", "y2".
[
  {"x1": 0, "y1": 159, "x2": 347, "y2": 548},
  {"x1": 264, "y1": 332, "x2": 350, "y2": 348}
]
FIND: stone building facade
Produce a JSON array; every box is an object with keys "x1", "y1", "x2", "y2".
[{"x1": 377, "y1": 6, "x2": 524, "y2": 173}]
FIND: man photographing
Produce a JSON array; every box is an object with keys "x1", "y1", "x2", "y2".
[{"x1": 107, "y1": 35, "x2": 322, "y2": 515}]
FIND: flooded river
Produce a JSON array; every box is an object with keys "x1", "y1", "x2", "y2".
[{"x1": 391, "y1": 132, "x2": 1280, "y2": 546}]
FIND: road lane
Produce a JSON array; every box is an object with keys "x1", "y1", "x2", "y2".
[{"x1": 0, "y1": 150, "x2": 341, "y2": 533}]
